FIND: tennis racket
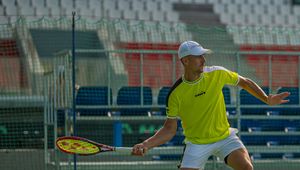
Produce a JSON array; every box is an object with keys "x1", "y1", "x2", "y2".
[{"x1": 56, "y1": 136, "x2": 132, "y2": 156}]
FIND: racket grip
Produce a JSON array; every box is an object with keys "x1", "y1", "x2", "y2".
[{"x1": 115, "y1": 147, "x2": 132, "y2": 153}]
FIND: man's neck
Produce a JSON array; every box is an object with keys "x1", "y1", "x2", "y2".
[{"x1": 184, "y1": 70, "x2": 202, "y2": 82}]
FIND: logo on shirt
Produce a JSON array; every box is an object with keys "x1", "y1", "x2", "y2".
[{"x1": 194, "y1": 91, "x2": 206, "y2": 97}]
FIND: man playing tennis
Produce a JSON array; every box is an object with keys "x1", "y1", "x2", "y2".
[{"x1": 132, "y1": 40, "x2": 290, "y2": 170}]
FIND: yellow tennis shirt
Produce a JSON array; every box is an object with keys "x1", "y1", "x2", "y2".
[{"x1": 166, "y1": 66, "x2": 239, "y2": 144}]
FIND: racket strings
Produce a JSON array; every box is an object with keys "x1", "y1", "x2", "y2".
[{"x1": 57, "y1": 139, "x2": 100, "y2": 154}]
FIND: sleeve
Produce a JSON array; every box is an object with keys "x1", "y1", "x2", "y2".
[
  {"x1": 219, "y1": 66, "x2": 239, "y2": 86},
  {"x1": 166, "y1": 92, "x2": 179, "y2": 119}
]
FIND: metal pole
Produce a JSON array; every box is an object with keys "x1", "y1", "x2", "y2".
[
  {"x1": 172, "y1": 54, "x2": 176, "y2": 83},
  {"x1": 268, "y1": 55, "x2": 272, "y2": 94},
  {"x1": 53, "y1": 68, "x2": 59, "y2": 170},
  {"x1": 140, "y1": 53, "x2": 144, "y2": 106},
  {"x1": 44, "y1": 77, "x2": 48, "y2": 170},
  {"x1": 298, "y1": 56, "x2": 300, "y2": 105},
  {"x1": 236, "y1": 52, "x2": 241, "y2": 137},
  {"x1": 72, "y1": 12, "x2": 77, "y2": 170},
  {"x1": 107, "y1": 51, "x2": 111, "y2": 106}
]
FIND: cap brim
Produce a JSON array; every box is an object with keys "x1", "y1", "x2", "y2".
[
  {"x1": 202, "y1": 49, "x2": 212, "y2": 55},
  {"x1": 190, "y1": 48, "x2": 212, "y2": 56}
]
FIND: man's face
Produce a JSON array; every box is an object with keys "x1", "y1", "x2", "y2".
[{"x1": 182, "y1": 55, "x2": 206, "y2": 73}]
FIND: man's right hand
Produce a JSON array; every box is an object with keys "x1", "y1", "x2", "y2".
[{"x1": 132, "y1": 143, "x2": 149, "y2": 156}]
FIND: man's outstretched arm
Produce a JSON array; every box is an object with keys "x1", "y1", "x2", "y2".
[{"x1": 237, "y1": 76, "x2": 290, "y2": 105}]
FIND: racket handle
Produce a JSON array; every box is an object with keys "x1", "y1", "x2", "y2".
[{"x1": 115, "y1": 147, "x2": 132, "y2": 153}]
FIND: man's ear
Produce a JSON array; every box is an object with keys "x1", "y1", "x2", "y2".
[{"x1": 181, "y1": 57, "x2": 189, "y2": 66}]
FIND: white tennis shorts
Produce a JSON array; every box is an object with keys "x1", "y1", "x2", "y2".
[{"x1": 179, "y1": 128, "x2": 246, "y2": 169}]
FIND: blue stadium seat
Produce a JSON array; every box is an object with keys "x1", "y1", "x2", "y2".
[
  {"x1": 163, "y1": 121, "x2": 184, "y2": 146},
  {"x1": 278, "y1": 87, "x2": 299, "y2": 105},
  {"x1": 240, "y1": 87, "x2": 269, "y2": 105},
  {"x1": 152, "y1": 154, "x2": 182, "y2": 161},
  {"x1": 157, "y1": 86, "x2": 171, "y2": 115},
  {"x1": 223, "y1": 86, "x2": 231, "y2": 105},
  {"x1": 76, "y1": 86, "x2": 112, "y2": 105},
  {"x1": 241, "y1": 120, "x2": 298, "y2": 132},
  {"x1": 165, "y1": 134, "x2": 185, "y2": 146},
  {"x1": 76, "y1": 86, "x2": 112, "y2": 116},
  {"x1": 262, "y1": 87, "x2": 300, "y2": 115},
  {"x1": 241, "y1": 136, "x2": 300, "y2": 145},
  {"x1": 250, "y1": 153, "x2": 262, "y2": 160},
  {"x1": 251, "y1": 153, "x2": 299, "y2": 160},
  {"x1": 117, "y1": 86, "x2": 152, "y2": 115},
  {"x1": 240, "y1": 87, "x2": 269, "y2": 115},
  {"x1": 223, "y1": 86, "x2": 237, "y2": 115},
  {"x1": 157, "y1": 86, "x2": 171, "y2": 105},
  {"x1": 277, "y1": 108, "x2": 300, "y2": 115}
]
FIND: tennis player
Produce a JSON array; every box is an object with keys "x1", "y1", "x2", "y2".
[{"x1": 132, "y1": 41, "x2": 290, "y2": 170}]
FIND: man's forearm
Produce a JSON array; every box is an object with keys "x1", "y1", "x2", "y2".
[
  {"x1": 240, "y1": 78, "x2": 268, "y2": 104},
  {"x1": 143, "y1": 127, "x2": 176, "y2": 149}
]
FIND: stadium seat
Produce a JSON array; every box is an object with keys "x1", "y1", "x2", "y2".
[
  {"x1": 76, "y1": 86, "x2": 112, "y2": 116},
  {"x1": 5, "y1": 5, "x2": 18, "y2": 16},
  {"x1": 0, "y1": 122, "x2": 43, "y2": 149},
  {"x1": 19, "y1": 6, "x2": 35, "y2": 16},
  {"x1": 145, "y1": 1, "x2": 158, "y2": 11},
  {"x1": 45, "y1": 0, "x2": 59, "y2": 8},
  {"x1": 157, "y1": 87, "x2": 171, "y2": 105},
  {"x1": 240, "y1": 87, "x2": 269, "y2": 115},
  {"x1": 117, "y1": 86, "x2": 152, "y2": 105},
  {"x1": 223, "y1": 86, "x2": 231, "y2": 105},
  {"x1": 131, "y1": 0, "x2": 144, "y2": 13},
  {"x1": 152, "y1": 11, "x2": 166, "y2": 22},
  {"x1": 32, "y1": 0, "x2": 45, "y2": 8},
  {"x1": 75, "y1": 0, "x2": 89, "y2": 9},
  {"x1": 60, "y1": 0, "x2": 74, "y2": 8},
  {"x1": 89, "y1": 0, "x2": 102, "y2": 11},
  {"x1": 76, "y1": 86, "x2": 113, "y2": 105},
  {"x1": 278, "y1": 87, "x2": 299, "y2": 105},
  {"x1": 222, "y1": 86, "x2": 236, "y2": 115},
  {"x1": 165, "y1": 134, "x2": 184, "y2": 146},
  {"x1": 35, "y1": 7, "x2": 51, "y2": 16},
  {"x1": 156, "y1": 86, "x2": 171, "y2": 115},
  {"x1": 241, "y1": 135, "x2": 300, "y2": 145},
  {"x1": 2, "y1": 0, "x2": 16, "y2": 8},
  {"x1": 241, "y1": 119, "x2": 299, "y2": 132},
  {"x1": 116, "y1": 1, "x2": 130, "y2": 11},
  {"x1": 250, "y1": 153, "x2": 262, "y2": 160},
  {"x1": 163, "y1": 121, "x2": 184, "y2": 146},
  {"x1": 117, "y1": 86, "x2": 153, "y2": 115},
  {"x1": 16, "y1": 0, "x2": 31, "y2": 7}
]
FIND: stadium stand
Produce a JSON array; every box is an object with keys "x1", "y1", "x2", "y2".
[
  {"x1": 0, "y1": 39, "x2": 27, "y2": 93},
  {"x1": 29, "y1": 29, "x2": 103, "y2": 58}
]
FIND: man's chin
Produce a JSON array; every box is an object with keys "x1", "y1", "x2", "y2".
[{"x1": 197, "y1": 69, "x2": 203, "y2": 74}]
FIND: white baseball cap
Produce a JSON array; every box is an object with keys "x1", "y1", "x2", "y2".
[{"x1": 178, "y1": 41, "x2": 211, "y2": 59}]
